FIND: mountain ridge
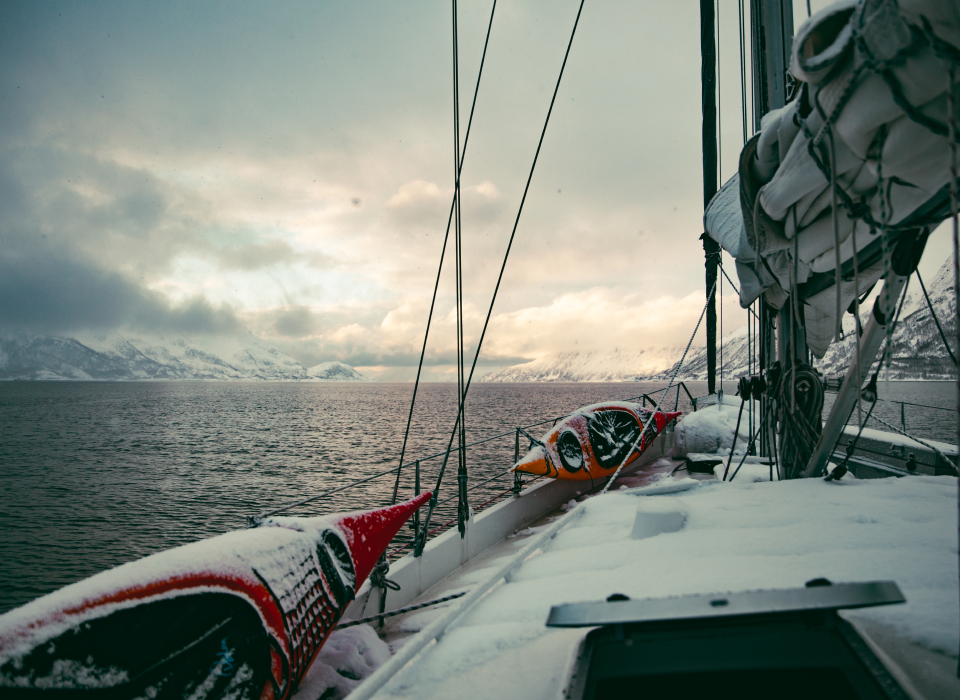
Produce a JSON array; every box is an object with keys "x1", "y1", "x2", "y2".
[
  {"x1": 481, "y1": 257, "x2": 958, "y2": 383},
  {"x1": 0, "y1": 331, "x2": 370, "y2": 381}
]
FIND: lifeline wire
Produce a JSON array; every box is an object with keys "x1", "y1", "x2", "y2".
[
  {"x1": 336, "y1": 591, "x2": 467, "y2": 629},
  {"x1": 391, "y1": 0, "x2": 499, "y2": 505},
  {"x1": 600, "y1": 278, "x2": 718, "y2": 494},
  {"x1": 867, "y1": 413, "x2": 959, "y2": 476},
  {"x1": 417, "y1": 0, "x2": 588, "y2": 548}
]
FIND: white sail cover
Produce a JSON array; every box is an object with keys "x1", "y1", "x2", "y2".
[{"x1": 706, "y1": 0, "x2": 960, "y2": 356}]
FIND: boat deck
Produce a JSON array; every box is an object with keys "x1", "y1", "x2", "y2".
[
  {"x1": 376, "y1": 457, "x2": 708, "y2": 651},
  {"x1": 351, "y1": 461, "x2": 959, "y2": 700}
]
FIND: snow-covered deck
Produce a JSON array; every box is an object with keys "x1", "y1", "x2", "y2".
[{"x1": 352, "y1": 473, "x2": 959, "y2": 699}]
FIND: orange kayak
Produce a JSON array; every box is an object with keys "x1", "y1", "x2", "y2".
[{"x1": 512, "y1": 401, "x2": 681, "y2": 482}]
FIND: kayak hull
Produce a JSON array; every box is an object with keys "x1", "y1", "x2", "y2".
[
  {"x1": 513, "y1": 402, "x2": 681, "y2": 482},
  {"x1": 0, "y1": 493, "x2": 431, "y2": 700}
]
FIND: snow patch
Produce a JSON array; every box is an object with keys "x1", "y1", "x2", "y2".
[
  {"x1": 673, "y1": 402, "x2": 756, "y2": 457},
  {"x1": 294, "y1": 625, "x2": 390, "y2": 700}
]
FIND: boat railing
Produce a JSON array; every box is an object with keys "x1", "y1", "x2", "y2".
[
  {"x1": 884, "y1": 399, "x2": 956, "y2": 433},
  {"x1": 248, "y1": 384, "x2": 704, "y2": 550},
  {"x1": 833, "y1": 398, "x2": 959, "y2": 471},
  {"x1": 831, "y1": 397, "x2": 957, "y2": 435}
]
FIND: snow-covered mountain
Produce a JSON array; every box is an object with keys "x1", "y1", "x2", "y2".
[
  {"x1": 481, "y1": 256, "x2": 958, "y2": 383},
  {"x1": 479, "y1": 347, "x2": 683, "y2": 382},
  {"x1": 0, "y1": 330, "x2": 369, "y2": 381},
  {"x1": 814, "y1": 257, "x2": 957, "y2": 380},
  {"x1": 669, "y1": 256, "x2": 958, "y2": 381},
  {"x1": 307, "y1": 361, "x2": 371, "y2": 382}
]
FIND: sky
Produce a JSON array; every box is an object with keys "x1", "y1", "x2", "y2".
[{"x1": 1, "y1": 0, "x2": 954, "y2": 381}]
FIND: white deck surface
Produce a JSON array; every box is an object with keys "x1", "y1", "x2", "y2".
[{"x1": 363, "y1": 472, "x2": 959, "y2": 699}]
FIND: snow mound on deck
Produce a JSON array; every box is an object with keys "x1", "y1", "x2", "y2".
[
  {"x1": 673, "y1": 401, "x2": 756, "y2": 457},
  {"x1": 294, "y1": 625, "x2": 390, "y2": 700}
]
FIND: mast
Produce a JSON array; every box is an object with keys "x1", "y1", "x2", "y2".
[
  {"x1": 701, "y1": 0, "x2": 719, "y2": 396},
  {"x1": 750, "y1": 0, "x2": 793, "y2": 128},
  {"x1": 749, "y1": 0, "x2": 795, "y2": 467}
]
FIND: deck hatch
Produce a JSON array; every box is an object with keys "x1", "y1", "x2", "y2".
[{"x1": 551, "y1": 581, "x2": 909, "y2": 700}]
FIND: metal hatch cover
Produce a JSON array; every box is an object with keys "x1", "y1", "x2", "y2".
[{"x1": 546, "y1": 581, "x2": 905, "y2": 628}]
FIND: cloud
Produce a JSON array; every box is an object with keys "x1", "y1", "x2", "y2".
[
  {"x1": 485, "y1": 285, "x2": 744, "y2": 360},
  {"x1": 236, "y1": 281, "x2": 744, "y2": 378},
  {"x1": 218, "y1": 239, "x2": 297, "y2": 271},
  {"x1": 0, "y1": 0, "x2": 758, "y2": 378},
  {"x1": 0, "y1": 145, "x2": 246, "y2": 336},
  {"x1": 386, "y1": 180, "x2": 447, "y2": 208},
  {"x1": 271, "y1": 305, "x2": 319, "y2": 337},
  {"x1": 0, "y1": 242, "x2": 243, "y2": 335}
]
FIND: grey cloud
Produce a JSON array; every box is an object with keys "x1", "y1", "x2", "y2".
[
  {"x1": 271, "y1": 305, "x2": 318, "y2": 337},
  {"x1": 219, "y1": 239, "x2": 296, "y2": 271},
  {"x1": 0, "y1": 240, "x2": 242, "y2": 335},
  {"x1": 0, "y1": 146, "x2": 244, "y2": 336},
  {"x1": 0, "y1": 0, "x2": 726, "y2": 363},
  {"x1": 2, "y1": 145, "x2": 209, "y2": 277}
]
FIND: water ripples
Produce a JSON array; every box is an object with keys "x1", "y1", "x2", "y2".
[{"x1": 1, "y1": 379, "x2": 954, "y2": 615}]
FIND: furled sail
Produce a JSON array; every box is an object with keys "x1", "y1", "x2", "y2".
[{"x1": 705, "y1": 0, "x2": 960, "y2": 356}]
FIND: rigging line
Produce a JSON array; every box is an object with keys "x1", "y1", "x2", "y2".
[
  {"x1": 451, "y1": 0, "x2": 467, "y2": 522},
  {"x1": 851, "y1": 215, "x2": 863, "y2": 429},
  {"x1": 391, "y1": 0, "x2": 499, "y2": 504},
  {"x1": 867, "y1": 413, "x2": 959, "y2": 476},
  {"x1": 601, "y1": 278, "x2": 718, "y2": 495},
  {"x1": 728, "y1": 423, "x2": 765, "y2": 483},
  {"x1": 916, "y1": 268, "x2": 959, "y2": 367},
  {"x1": 947, "y1": 68, "x2": 960, "y2": 660},
  {"x1": 719, "y1": 263, "x2": 759, "y2": 321},
  {"x1": 947, "y1": 61, "x2": 960, "y2": 680},
  {"x1": 822, "y1": 276, "x2": 911, "y2": 473},
  {"x1": 829, "y1": 127, "x2": 843, "y2": 343},
  {"x1": 416, "y1": 0, "x2": 588, "y2": 547},
  {"x1": 833, "y1": 399, "x2": 878, "y2": 478},
  {"x1": 738, "y1": 0, "x2": 747, "y2": 143},
  {"x1": 337, "y1": 592, "x2": 468, "y2": 629}
]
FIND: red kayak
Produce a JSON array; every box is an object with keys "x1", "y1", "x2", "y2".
[{"x1": 0, "y1": 492, "x2": 431, "y2": 699}]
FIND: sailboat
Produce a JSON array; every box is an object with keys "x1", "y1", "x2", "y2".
[{"x1": 1, "y1": 1, "x2": 958, "y2": 698}]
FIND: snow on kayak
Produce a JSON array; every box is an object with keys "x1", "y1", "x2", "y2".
[
  {"x1": 512, "y1": 401, "x2": 681, "y2": 482},
  {"x1": 0, "y1": 493, "x2": 431, "y2": 700}
]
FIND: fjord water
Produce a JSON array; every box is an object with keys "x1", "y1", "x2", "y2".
[{"x1": 0, "y1": 380, "x2": 955, "y2": 615}]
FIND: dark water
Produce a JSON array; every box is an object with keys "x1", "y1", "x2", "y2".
[
  {"x1": 0, "y1": 380, "x2": 723, "y2": 615},
  {"x1": 1, "y1": 379, "x2": 955, "y2": 616}
]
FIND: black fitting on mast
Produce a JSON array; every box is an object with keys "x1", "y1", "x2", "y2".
[{"x1": 701, "y1": 0, "x2": 719, "y2": 396}]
